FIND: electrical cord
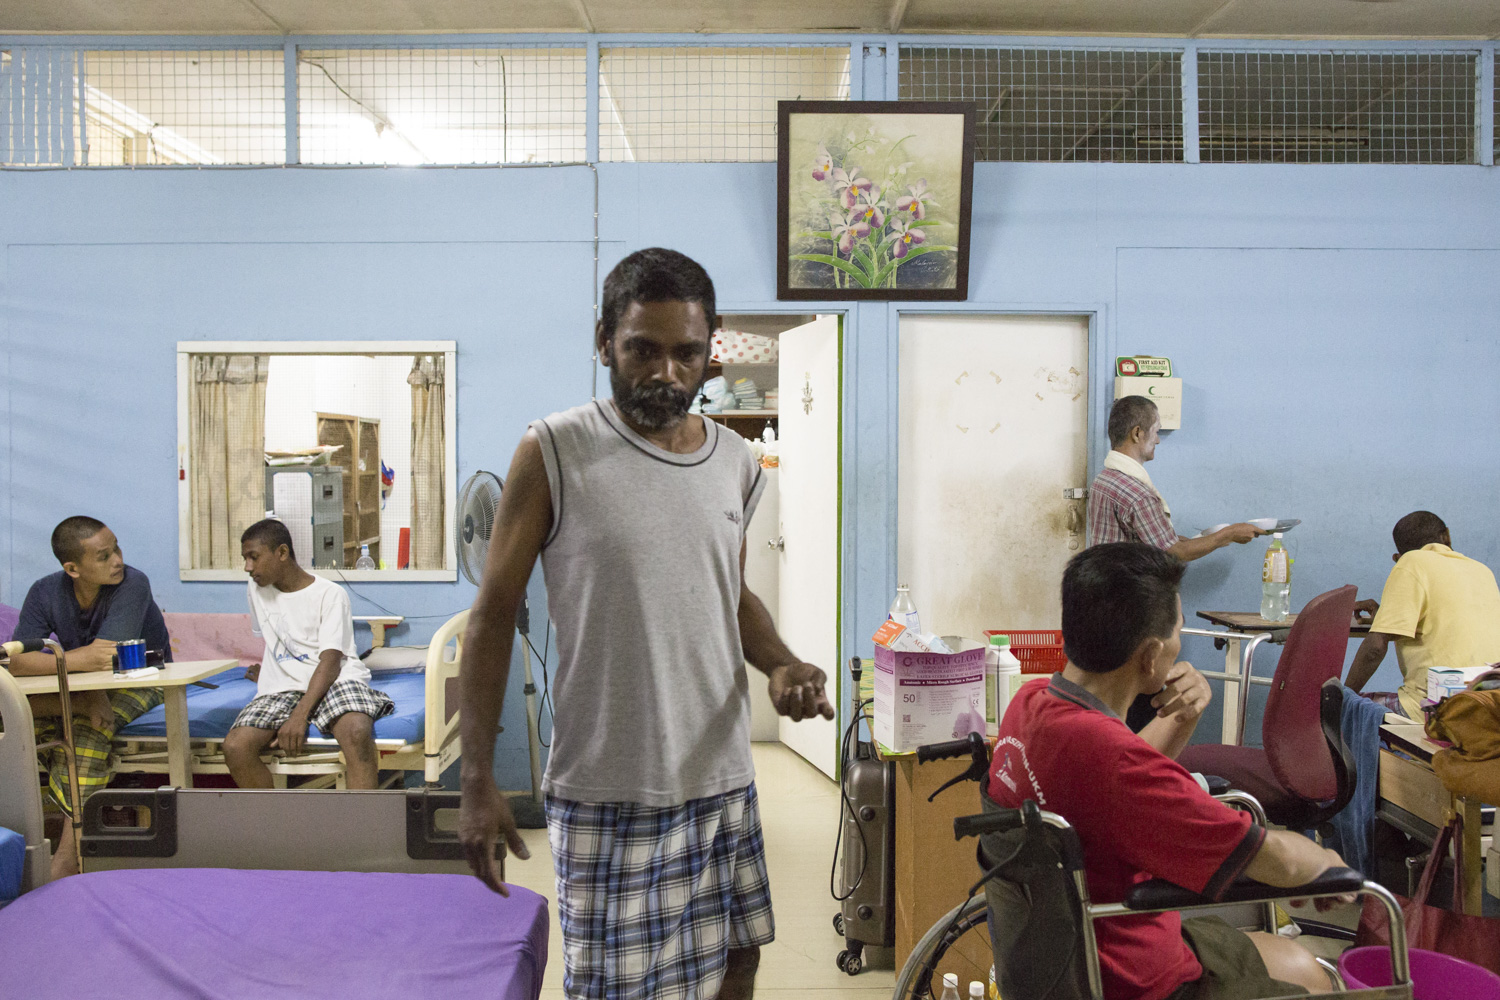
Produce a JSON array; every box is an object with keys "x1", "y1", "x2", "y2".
[{"x1": 829, "y1": 697, "x2": 876, "y2": 903}]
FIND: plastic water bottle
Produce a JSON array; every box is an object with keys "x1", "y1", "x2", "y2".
[
  {"x1": 969, "y1": 981, "x2": 986, "y2": 999},
  {"x1": 889, "y1": 584, "x2": 921, "y2": 634},
  {"x1": 937, "y1": 973, "x2": 961, "y2": 1000},
  {"x1": 355, "y1": 544, "x2": 377, "y2": 570},
  {"x1": 987, "y1": 635, "x2": 1022, "y2": 735},
  {"x1": 1261, "y1": 533, "x2": 1290, "y2": 621}
]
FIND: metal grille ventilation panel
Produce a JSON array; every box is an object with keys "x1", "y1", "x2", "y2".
[
  {"x1": 900, "y1": 46, "x2": 1184, "y2": 162},
  {"x1": 1197, "y1": 50, "x2": 1476, "y2": 164},
  {"x1": 599, "y1": 46, "x2": 851, "y2": 162},
  {"x1": 297, "y1": 47, "x2": 587, "y2": 165}
]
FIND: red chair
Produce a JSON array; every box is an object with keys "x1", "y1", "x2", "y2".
[{"x1": 1178, "y1": 585, "x2": 1359, "y2": 830}]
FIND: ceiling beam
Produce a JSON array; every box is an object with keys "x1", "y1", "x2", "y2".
[
  {"x1": 570, "y1": 0, "x2": 598, "y2": 33},
  {"x1": 888, "y1": 0, "x2": 911, "y2": 34}
]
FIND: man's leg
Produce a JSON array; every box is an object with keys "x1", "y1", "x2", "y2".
[
  {"x1": 38, "y1": 712, "x2": 118, "y2": 879},
  {"x1": 328, "y1": 712, "x2": 380, "y2": 789},
  {"x1": 223, "y1": 726, "x2": 277, "y2": 788},
  {"x1": 1246, "y1": 931, "x2": 1329, "y2": 993},
  {"x1": 718, "y1": 946, "x2": 760, "y2": 1000}
]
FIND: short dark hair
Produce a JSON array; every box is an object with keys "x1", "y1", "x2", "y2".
[
  {"x1": 1108, "y1": 395, "x2": 1159, "y2": 448},
  {"x1": 599, "y1": 247, "x2": 717, "y2": 345},
  {"x1": 1393, "y1": 511, "x2": 1447, "y2": 555},
  {"x1": 241, "y1": 518, "x2": 296, "y2": 561},
  {"x1": 1062, "y1": 542, "x2": 1185, "y2": 674},
  {"x1": 51, "y1": 516, "x2": 108, "y2": 565}
]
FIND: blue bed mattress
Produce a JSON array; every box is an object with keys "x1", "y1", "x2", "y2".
[{"x1": 117, "y1": 669, "x2": 427, "y2": 745}]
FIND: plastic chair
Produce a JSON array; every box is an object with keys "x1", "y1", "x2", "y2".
[{"x1": 1178, "y1": 584, "x2": 1359, "y2": 830}]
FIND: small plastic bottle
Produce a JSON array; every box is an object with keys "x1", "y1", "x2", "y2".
[
  {"x1": 988, "y1": 634, "x2": 1022, "y2": 734},
  {"x1": 1260, "y1": 533, "x2": 1290, "y2": 622},
  {"x1": 354, "y1": 544, "x2": 377, "y2": 570},
  {"x1": 937, "y1": 973, "x2": 961, "y2": 1000},
  {"x1": 989, "y1": 965, "x2": 1000, "y2": 999},
  {"x1": 889, "y1": 584, "x2": 921, "y2": 634},
  {"x1": 969, "y1": 981, "x2": 986, "y2": 999}
]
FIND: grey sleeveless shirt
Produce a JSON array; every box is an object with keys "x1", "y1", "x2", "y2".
[{"x1": 532, "y1": 401, "x2": 766, "y2": 806}]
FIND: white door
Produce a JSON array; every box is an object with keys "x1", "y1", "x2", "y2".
[
  {"x1": 776, "y1": 315, "x2": 841, "y2": 777},
  {"x1": 898, "y1": 314, "x2": 1090, "y2": 640}
]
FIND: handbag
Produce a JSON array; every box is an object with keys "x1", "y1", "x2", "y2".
[{"x1": 1353, "y1": 816, "x2": 1500, "y2": 974}]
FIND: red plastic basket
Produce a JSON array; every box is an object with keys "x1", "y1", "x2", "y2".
[{"x1": 982, "y1": 629, "x2": 1066, "y2": 675}]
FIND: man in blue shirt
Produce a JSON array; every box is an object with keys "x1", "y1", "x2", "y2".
[{"x1": 9, "y1": 516, "x2": 172, "y2": 877}]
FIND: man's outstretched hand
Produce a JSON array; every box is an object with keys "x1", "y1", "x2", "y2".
[
  {"x1": 459, "y1": 776, "x2": 531, "y2": 896},
  {"x1": 767, "y1": 663, "x2": 836, "y2": 722}
]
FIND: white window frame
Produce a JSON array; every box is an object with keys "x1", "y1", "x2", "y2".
[{"x1": 176, "y1": 340, "x2": 458, "y2": 582}]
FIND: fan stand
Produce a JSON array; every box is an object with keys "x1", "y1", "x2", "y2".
[{"x1": 508, "y1": 609, "x2": 547, "y2": 830}]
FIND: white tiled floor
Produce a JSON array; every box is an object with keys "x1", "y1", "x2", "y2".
[{"x1": 505, "y1": 743, "x2": 896, "y2": 999}]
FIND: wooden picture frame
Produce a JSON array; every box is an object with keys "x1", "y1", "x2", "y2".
[{"x1": 778, "y1": 100, "x2": 975, "y2": 301}]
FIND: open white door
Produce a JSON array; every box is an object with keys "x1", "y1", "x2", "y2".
[
  {"x1": 775, "y1": 315, "x2": 841, "y2": 777},
  {"x1": 898, "y1": 314, "x2": 1090, "y2": 639}
]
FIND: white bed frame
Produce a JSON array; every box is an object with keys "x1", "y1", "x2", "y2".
[
  {"x1": 0, "y1": 667, "x2": 52, "y2": 894},
  {"x1": 112, "y1": 609, "x2": 468, "y2": 789}
]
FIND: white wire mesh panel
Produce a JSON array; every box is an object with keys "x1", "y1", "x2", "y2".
[
  {"x1": 297, "y1": 48, "x2": 586, "y2": 164},
  {"x1": 899, "y1": 46, "x2": 1182, "y2": 162},
  {"x1": 1198, "y1": 50, "x2": 1476, "y2": 164},
  {"x1": 81, "y1": 49, "x2": 285, "y2": 165},
  {"x1": 599, "y1": 46, "x2": 851, "y2": 162}
]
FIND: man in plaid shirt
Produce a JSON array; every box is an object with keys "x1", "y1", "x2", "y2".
[{"x1": 1088, "y1": 396, "x2": 1261, "y2": 561}]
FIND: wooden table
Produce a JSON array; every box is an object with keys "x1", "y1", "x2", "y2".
[
  {"x1": 1191, "y1": 611, "x2": 1370, "y2": 745},
  {"x1": 1378, "y1": 721, "x2": 1490, "y2": 915},
  {"x1": 353, "y1": 615, "x2": 403, "y2": 648},
  {"x1": 13, "y1": 660, "x2": 235, "y2": 788}
]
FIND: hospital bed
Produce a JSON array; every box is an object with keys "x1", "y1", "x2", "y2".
[
  {"x1": 113, "y1": 609, "x2": 468, "y2": 788},
  {"x1": 0, "y1": 661, "x2": 548, "y2": 1000}
]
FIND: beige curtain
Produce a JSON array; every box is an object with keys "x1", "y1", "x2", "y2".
[
  {"x1": 409, "y1": 355, "x2": 446, "y2": 570},
  {"x1": 190, "y1": 355, "x2": 268, "y2": 569}
]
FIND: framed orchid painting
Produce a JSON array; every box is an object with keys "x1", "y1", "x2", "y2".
[{"x1": 777, "y1": 101, "x2": 975, "y2": 301}]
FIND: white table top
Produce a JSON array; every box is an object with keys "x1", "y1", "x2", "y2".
[{"x1": 9, "y1": 659, "x2": 236, "y2": 695}]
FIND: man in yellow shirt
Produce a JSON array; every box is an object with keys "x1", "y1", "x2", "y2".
[{"x1": 1347, "y1": 511, "x2": 1500, "y2": 718}]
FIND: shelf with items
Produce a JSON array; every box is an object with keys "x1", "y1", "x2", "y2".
[{"x1": 317, "y1": 412, "x2": 381, "y2": 569}]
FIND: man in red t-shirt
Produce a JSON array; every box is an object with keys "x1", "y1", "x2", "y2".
[{"x1": 989, "y1": 542, "x2": 1344, "y2": 1000}]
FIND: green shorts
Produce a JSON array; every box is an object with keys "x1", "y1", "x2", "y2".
[{"x1": 1165, "y1": 917, "x2": 1309, "y2": 1000}]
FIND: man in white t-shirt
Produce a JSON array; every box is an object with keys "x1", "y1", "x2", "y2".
[{"x1": 223, "y1": 518, "x2": 394, "y2": 788}]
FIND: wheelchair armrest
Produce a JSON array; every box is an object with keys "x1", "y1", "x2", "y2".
[
  {"x1": 1123, "y1": 867, "x2": 1365, "y2": 911},
  {"x1": 1201, "y1": 774, "x2": 1230, "y2": 796}
]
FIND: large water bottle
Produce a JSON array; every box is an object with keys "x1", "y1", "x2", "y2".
[
  {"x1": 889, "y1": 584, "x2": 921, "y2": 634},
  {"x1": 354, "y1": 544, "x2": 377, "y2": 570},
  {"x1": 987, "y1": 635, "x2": 1022, "y2": 736},
  {"x1": 1260, "y1": 533, "x2": 1290, "y2": 621}
]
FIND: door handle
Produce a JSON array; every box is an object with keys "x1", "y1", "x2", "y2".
[{"x1": 767, "y1": 536, "x2": 785, "y2": 552}]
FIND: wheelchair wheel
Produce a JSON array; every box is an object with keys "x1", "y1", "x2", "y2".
[{"x1": 892, "y1": 896, "x2": 989, "y2": 1000}]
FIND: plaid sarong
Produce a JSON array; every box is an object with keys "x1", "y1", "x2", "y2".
[
  {"x1": 545, "y1": 782, "x2": 776, "y2": 1000},
  {"x1": 35, "y1": 686, "x2": 163, "y2": 815},
  {"x1": 231, "y1": 679, "x2": 394, "y2": 738}
]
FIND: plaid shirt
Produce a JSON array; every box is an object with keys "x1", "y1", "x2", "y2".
[{"x1": 1087, "y1": 467, "x2": 1178, "y2": 550}]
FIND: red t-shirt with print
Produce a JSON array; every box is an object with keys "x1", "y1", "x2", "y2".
[{"x1": 987, "y1": 674, "x2": 1265, "y2": 1000}]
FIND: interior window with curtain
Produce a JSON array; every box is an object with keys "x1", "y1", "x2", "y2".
[{"x1": 179, "y1": 344, "x2": 455, "y2": 579}]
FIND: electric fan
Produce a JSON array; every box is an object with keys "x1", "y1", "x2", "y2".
[{"x1": 456, "y1": 469, "x2": 547, "y2": 829}]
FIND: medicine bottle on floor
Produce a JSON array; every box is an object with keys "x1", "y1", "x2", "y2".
[
  {"x1": 1260, "y1": 533, "x2": 1290, "y2": 621},
  {"x1": 937, "y1": 972, "x2": 960, "y2": 1000},
  {"x1": 355, "y1": 544, "x2": 376, "y2": 570},
  {"x1": 969, "y1": 981, "x2": 986, "y2": 999}
]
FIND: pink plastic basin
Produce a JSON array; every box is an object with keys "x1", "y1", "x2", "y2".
[{"x1": 1338, "y1": 946, "x2": 1500, "y2": 1000}]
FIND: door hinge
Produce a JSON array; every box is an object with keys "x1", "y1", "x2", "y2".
[{"x1": 1063, "y1": 488, "x2": 1087, "y2": 500}]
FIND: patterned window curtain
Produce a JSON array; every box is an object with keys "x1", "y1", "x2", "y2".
[
  {"x1": 408, "y1": 355, "x2": 447, "y2": 570},
  {"x1": 190, "y1": 355, "x2": 268, "y2": 569}
]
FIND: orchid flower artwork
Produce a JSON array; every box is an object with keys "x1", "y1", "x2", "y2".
[{"x1": 784, "y1": 107, "x2": 968, "y2": 295}]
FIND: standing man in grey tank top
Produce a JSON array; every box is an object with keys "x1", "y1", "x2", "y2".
[{"x1": 459, "y1": 248, "x2": 835, "y2": 1000}]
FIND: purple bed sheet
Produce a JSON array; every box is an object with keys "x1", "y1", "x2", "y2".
[{"x1": 0, "y1": 868, "x2": 548, "y2": 1000}]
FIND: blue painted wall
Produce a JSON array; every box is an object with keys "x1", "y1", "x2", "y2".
[{"x1": 4, "y1": 157, "x2": 1499, "y2": 778}]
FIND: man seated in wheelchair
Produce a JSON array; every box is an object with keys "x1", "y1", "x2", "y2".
[{"x1": 989, "y1": 542, "x2": 1347, "y2": 999}]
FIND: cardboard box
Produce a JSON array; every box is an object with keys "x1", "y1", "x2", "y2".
[
  {"x1": 874, "y1": 639, "x2": 987, "y2": 753},
  {"x1": 1426, "y1": 666, "x2": 1490, "y2": 702},
  {"x1": 1114, "y1": 376, "x2": 1182, "y2": 429}
]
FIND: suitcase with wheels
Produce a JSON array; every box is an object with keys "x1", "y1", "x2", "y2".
[{"x1": 832, "y1": 736, "x2": 895, "y2": 976}]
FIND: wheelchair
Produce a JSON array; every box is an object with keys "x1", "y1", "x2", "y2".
[{"x1": 892, "y1": 733, "x2": 1412, "y2": 1000}]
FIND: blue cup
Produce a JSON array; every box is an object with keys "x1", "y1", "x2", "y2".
[{"x1": 114, "y1": 639, "x2": 147, "y2": 673}]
